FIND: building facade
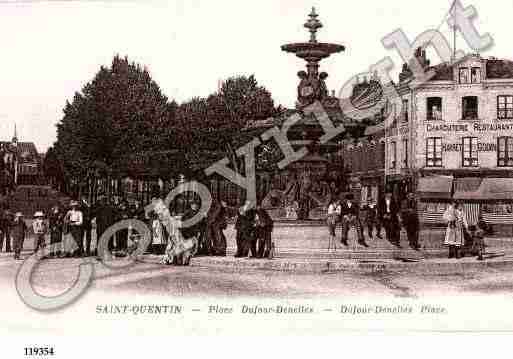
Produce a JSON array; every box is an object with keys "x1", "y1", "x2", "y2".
[{"x1": 341, "y1": 50, "x2": 513, "y2": 227}]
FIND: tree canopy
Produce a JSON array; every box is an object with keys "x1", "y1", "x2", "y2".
[{"x1": 54, "y1": 56, "x2": 279, "y2": 181}]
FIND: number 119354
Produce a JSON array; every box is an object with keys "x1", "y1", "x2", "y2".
[{"x1": 24, "y1": 347, "x2": 55, "y2": 356}]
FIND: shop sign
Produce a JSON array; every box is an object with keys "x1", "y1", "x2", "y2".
[
  {"x1": 442, "y1": 143, "x2": 497, "y2": 152},
  {"x1": 427, "y1": 122, "x2": 513, "y2": 132}
]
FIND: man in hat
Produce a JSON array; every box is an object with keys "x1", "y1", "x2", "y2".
[
  {"x1": 234, "y1": 200, "x2": 256, "y2": 257},
  {"x1": 94, "y1": 196, "x2": 116, "y2": 256},
  {"x1": 340, "y1": 193, "x2": 366, "y2": 247},
  {"x1": 65, "y1": 201, "x2": 84, "y2": 257},
  {"x1": 362, "y1": 200, "x2": 382, "y2": 240},
  {"x1": 380, "y1": 191, "x2": 401, "y2": 247},
  {"x1": 11, "y1": 212, "x2": 27, "y2": 260},
  {"x1": 80, "y1": 196, "x2": 93, "y2": 257},
  {"x1": 48, "y1": 205, "x2": 63, "y2": 257},
  {"x1": 0, "y1": 203, "x2": 13, "y2": 253},
  {"x1": 401, "y1": 193, "x2": 420, "y2": 250},
  {"x1": 32, "y1": 211, "x2": 48, "y2": 253}
]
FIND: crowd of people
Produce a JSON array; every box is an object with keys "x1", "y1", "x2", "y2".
[
  {"x1": 0, "y1": 193, "x2": 276, "y2": 262},
  {"x1": 326, "y1": 191, "x2": 421, "y2": 251},
  {"x1": 0, "y1": 197, "x2": 147, "y2": 260},
  {"x1": 0, "y1": 191, "x2": 489, "y2": 262}
]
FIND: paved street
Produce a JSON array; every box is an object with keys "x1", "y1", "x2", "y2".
[
  {"x1": 3, "y1": 249, "x2": 513, "y2": 299},
  {"x1": 1, "y1": 223, "x2": 513, "y2": 299}
]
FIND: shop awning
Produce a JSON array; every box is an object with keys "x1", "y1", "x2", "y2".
[
  {"x1": 417, "y1": 175, "x2": 453, "y2": 199},
  {"x1": 478, "y1": 178, "x2": 513, "y2": 200},
  {"x1": 453, "y1": 178, "x2": 483, "y2": 200}
]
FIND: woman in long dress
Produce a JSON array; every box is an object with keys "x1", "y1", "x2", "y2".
[{"x1": 443, "y1": 200, "x2": 468, "y2": 259}]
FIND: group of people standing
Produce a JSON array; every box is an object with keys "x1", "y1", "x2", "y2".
[
  {"x1": 326, "y1": 192, "x2": 420, "y2": 251},
  {"x1": 234, "y1": 201, "x2": 274, "y2": 259},
  {"x1": 0, "y1": 197, "x2": 146, "y2": 260},
  {"x1": 443, "y1": 200, "x2": 486, "y2": 260}
]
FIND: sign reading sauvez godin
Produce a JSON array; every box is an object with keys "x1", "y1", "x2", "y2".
[
  {"x1": 442, "y1": 143, "x2": 497, "y2": 152},
  {"x1": 426, "y1": 122, "x2": 513, "y2": 132}
]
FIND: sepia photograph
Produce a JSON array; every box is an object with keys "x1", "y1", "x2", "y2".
[{"x1": 1, "y1": 0, "x2": 513, "y2": 354}]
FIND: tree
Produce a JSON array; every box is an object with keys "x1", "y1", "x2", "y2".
[{"x1": 55, "y1": 55, "x2": 173, "y2": 189}]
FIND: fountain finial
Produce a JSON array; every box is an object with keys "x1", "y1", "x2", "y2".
[{"x1": 304, "y1": 7, "x2": 322, "y2": 43}]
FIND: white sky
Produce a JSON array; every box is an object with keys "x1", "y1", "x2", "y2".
[{"x1": 0, "y1": 0, "x2": 511, "y2": 152}]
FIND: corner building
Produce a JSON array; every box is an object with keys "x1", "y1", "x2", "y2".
[{"x1": 402, "y1": 51, "x2": 513, "y2": 227}]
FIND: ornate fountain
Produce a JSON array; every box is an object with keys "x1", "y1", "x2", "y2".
[
  {"x1": 281, "y1": 7, "x2": 345, "y2": 109},
  {"x1": 257, "y1": 8, "x2": 349, "y2": 220}
]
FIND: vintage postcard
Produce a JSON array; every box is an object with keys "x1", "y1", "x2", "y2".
[{"x1": 1, "y1": 0, "x2": 513, "y2": 355}]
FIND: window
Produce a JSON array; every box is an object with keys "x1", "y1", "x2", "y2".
[
  {"x1": 427, "y1": 97, "x2": 443, "y2": 121},
  {"x1": 498, "y1": 137, "x2": 513, "y2": 167},
  {"x1": 459, "y1": 68, "x2": 469, "y2": 84},
  {"x1": 471, "y1": 67, "x2": 481, "y2": 83},
  {"x1": 462, "y1": 96, "x2": 478, "y2": 120},
  {"x1": 401, "y1": 99, "x2": 409, "y2": 122},
  {"x1": 498, "y1": 95, "x2": 513, "y2": 119},
  {"x1": 426, "y1": 138, "x2": 442, "y2": 167},
  {"x1": 402, "y1": 139, "x2": 409, "y2": 168},
  {"x1": 390, "y1": 141, "x2": 397, "y2": 169},
  {"x1": 462, "y1": 137, "x2": 478, "y2": 167}
]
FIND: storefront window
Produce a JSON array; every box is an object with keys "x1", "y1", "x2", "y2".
[
  {"x1": 497, "y1": 95, "x2": 513, "y2": 119},
  {"x1": 426, "y1": 138, "x2": 442, "y2": 167},
  {"x1": 390, "y1": 141, "x2": 397, "y2": 169},
  {"x1": 498, "y1": 137, "x2": 513, "y2": 167},
  {"x1": 462, "y1": 137, "x2": 478, "y2": 167}
]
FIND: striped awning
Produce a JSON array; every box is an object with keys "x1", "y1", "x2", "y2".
[
  {"x1": 453, "y1": 178, "x2": 483, "y2": 200},
  {"x1": 417, "y1": 176, "x2": 453, "y2": 199}
]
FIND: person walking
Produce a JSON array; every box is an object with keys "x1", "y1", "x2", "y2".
[
  {"x1": 65, "y1": 201, "x2": 84, "y2": 257},
  {"x1": 326, "y1": 198, "x2": 341, "y2": 251},
  {"x1": 380, "y1": 191, "x2": 401, "y2": 247},
  {"x1": 11, "y1": 212, "x2": 27, "y2": 260},
  {"x1": 32, "y1": 211, "x2": 47, "y2": 254},
  {"x1": 443, "y1": 200, "x2": 468, "y2": 259},
  {"x1": 340, "y1": 194, "x2": 366, "y2": 247},
  {"x1": 48, "y1": 205, "x2": 63, "y2": 257}
]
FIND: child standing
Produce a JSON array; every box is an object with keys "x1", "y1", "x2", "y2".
[{"x1": 12, "y1": 212, "x2": 27, "y2": 260}]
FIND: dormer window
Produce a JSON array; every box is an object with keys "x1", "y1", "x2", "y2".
[
  {"x1": 401, "y1": 99, "x2": 409, "y2": 123},
  {"x1": 471, "y1": 67, "x2": 481, "y2": 83},
  {"x1": 459, "y1": 68, "x2": 469, "y2": 84}
]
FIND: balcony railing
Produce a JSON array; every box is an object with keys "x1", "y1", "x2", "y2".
[
  {"x1": 462, "y1": 110, "x2": 478, "y2": 121},
  {"x1": 427, "y1": 111, "x2": 443, "y2": 121}
]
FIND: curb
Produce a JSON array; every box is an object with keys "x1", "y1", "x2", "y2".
[{"x1": 190, "y1": 255, "x2": 513, "y2": 274}]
